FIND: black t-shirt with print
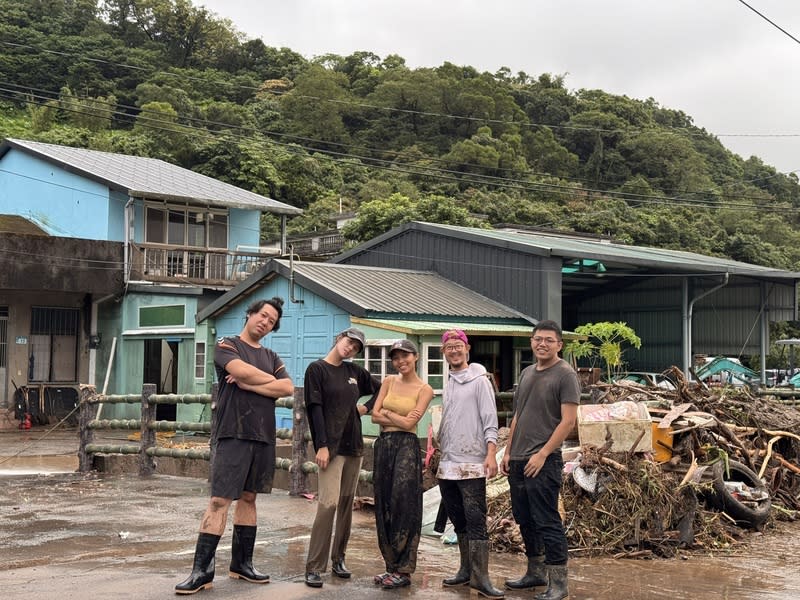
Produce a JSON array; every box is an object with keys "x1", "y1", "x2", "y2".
[
  {"x1": 304, "y1": 359, "x2": 380, "y2": 458},
  {"x1": 214, "y1": 336, "x2": 290, "y2": 444}
]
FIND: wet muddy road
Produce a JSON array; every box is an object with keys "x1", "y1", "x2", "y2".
[{"x1": 0, "y1": 429, "x2": 798, "y2": 599}]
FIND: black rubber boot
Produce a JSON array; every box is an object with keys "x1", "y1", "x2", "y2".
[
  {"x1": 468, "y1": 540, "x2": 504, "y2": 599},
  {"x1": 504, "y1": 553, "x2": 546, "y2": 589},
  {"x1": 442, "y1": 535, "x2": 470, "y2": 586},
  {"x1": 175, "y1": 533, "x2": 220, "y2": 595},
  {"x1": 534, "y1": 565, "x2": 569, "y2": 600},
  {"x1": 331, "y1": 557, "x2": 352, "y2": 578},
  {"x1": 229, "y1": 525, "x2": 270, "y2": 583}
]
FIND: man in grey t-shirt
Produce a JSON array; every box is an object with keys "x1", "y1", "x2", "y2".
[{"x1": 499, "y1": 320, "x2": 580, "y2": 600}]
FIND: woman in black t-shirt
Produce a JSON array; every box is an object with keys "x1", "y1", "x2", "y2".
[{"x1": 302, "y1": 328, "x2": 380, "y2": 588}]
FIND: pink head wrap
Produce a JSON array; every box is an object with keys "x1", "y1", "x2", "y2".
[{"x1": 441, "y1": 329, "x2": 469, "y2": 346}]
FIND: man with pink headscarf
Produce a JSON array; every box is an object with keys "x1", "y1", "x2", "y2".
[{"x1": 436, "y1": 329, "x2": 503, "y2": 599}]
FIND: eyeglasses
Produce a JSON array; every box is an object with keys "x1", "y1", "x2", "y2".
[
  {"x1": 443, "y1": 344, "x2": 466, "y2": 352},
  {"x1": 531, "y1": 336, "x2": 560, "y2": 345}
]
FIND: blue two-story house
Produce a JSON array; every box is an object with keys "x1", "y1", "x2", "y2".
[{"x1": 0, "y1": 138, "x2": 301, "y2": 424}]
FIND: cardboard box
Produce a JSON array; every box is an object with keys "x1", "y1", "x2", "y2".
[{"x1": 578, "y1": 402, "x2": 652, "y2": 453}]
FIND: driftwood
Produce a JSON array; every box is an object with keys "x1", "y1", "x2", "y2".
[{"x1": 488, "y1": 373, "x2": 800, "y2": 559}]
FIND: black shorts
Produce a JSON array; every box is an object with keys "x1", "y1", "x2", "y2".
[{"x1": 210, "y1": 438, "x2": 275, "y2": 499}]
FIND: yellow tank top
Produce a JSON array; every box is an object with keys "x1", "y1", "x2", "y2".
[{"x1": 383, "y1": 376, "x2": 421, "y2": 416}]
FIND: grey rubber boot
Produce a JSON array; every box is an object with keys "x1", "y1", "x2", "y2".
[
  {"x1": 534, "y1": 565, "x2": 569, "y2": 600},
  {"x1": 468, "y1": 540, "x2": 504, "y2": 599},
  {"x1": 442, "y1": 535, "x2": 470, "y2": 586},
  {"x1": 175, "y1": 533, "x2": 220, "y2": 595},
  {"x1": 504, "y1": 553, "x2": 546, "y2": 589}
]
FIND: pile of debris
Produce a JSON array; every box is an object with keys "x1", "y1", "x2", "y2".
[{"x1": 487, "y1": 369, "x2": 800, "y2": 557}]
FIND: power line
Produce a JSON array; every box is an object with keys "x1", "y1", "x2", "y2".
[
  {"x1": 4, "y1": 40, "x2": 800, "y2": 199},
  {"x1": 738, "y1": 1, "x2": 800, "y2": 46},
  {"x1": 6, "y1": 39, "x2": 800, "y2": 142},
  {"x1": 2, "y1": 85, "x2": 796, "y2": 213}
]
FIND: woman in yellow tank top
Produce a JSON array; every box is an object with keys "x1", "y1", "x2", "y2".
[{"x1": 370, "y1": 339, "x2": 434, "y2": 589}]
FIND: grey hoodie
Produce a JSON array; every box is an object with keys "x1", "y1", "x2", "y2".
[{"x1": 438, "y1": 362, "x2": 499, "y2": 465}]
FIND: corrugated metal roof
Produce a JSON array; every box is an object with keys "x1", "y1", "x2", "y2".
[
  {"x1": 336, "y1": 221, "x2": 800, "y2": 279},
  {"x1": 351, "y1": 317, "x2": 582, "y2": 340},
  {"x1": 351, "y1": 317, "x2": 534, "y2": 336},
  {"x1": 196, "y1": 258, "x2": 535, "y2": 323},
  {"x1": 284, "y1": 260, "x2": 530, "y2": 319},
  {"x1": 1, "y1": 138, "x2": 301, "y2": 215}
]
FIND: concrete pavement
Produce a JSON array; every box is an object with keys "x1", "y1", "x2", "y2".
[{"x1": 1, "y1": 426, "x2": 799, "y2": 599}]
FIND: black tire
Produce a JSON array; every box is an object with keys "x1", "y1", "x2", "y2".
[{"x1": 707, "y1": 460, "x2": 771, "y2": 529}]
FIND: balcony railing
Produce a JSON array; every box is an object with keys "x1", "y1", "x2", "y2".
[
  {"x1": 285, "y1": 231, "x2": 345, "y2": 257},
  {"x1": 129, "y1": 243, "x2": 277, "y2": 286}
]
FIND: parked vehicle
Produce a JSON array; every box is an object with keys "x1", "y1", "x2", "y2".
[{"x1": 613, "y1": 372, "x2": 677, "y2": 390}]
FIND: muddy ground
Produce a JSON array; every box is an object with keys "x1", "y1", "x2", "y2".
[{"x1": 0, "y1": 427, "x2": 798, "y2": 599}]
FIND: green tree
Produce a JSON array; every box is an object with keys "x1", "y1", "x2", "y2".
[
  {"x1": 564, "y1": 322, "x2": 642, "y2": 380},
  {"x1": 342, "y1": 193, "x2": 486, "y2": 242},
  {"x1": 280, "y1": 65, "x2": 352, "y2": 148},
  {"x1": 342, "y1": 193, "x2": 418, "y2": 242}
]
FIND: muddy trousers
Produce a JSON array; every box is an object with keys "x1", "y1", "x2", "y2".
[
  {"x1": 508, "y1": 455, "x2": 568, "y2": 565},
  {"x1": 374, "y1": 431, "x2": 422, "y2": 574},
  {"x1": 306, "y1": 454, "x2": 363, "y2": 572},
  {"x1": 438, "y1": 477, "x2": 489, "y2": 541}
]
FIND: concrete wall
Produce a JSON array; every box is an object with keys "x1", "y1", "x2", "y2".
[
  {"x1": 0, "y1": 291, "x2": 89, "y2": 417},
  {"x1": 0, "y1": 233, "x2": 123, "y2": 294}
]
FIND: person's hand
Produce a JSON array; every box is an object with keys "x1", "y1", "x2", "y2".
[
  {"x1": 484, "y1": 454, "x2": 498, "y2": 479},
  {"x1": 523, "y1": 452, "x2": 545, "y2": 478},
  {"x1": 316, "y1": 447, "x2": 330, "y2": 471},
  {"x1": 499, "y1": 452, "x2": 510, "y2": 476},
  {"x1": 357, "y1": 404, "x2": 367, "y2": 416}
]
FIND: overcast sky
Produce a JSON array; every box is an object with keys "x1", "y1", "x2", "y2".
[{"x1": 199, "y1": 0, "x2": 800, "y2": 175}]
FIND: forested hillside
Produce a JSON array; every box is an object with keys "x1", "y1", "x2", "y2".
[{"x1": 2, "y1": 0, "x2": 800, "y2": 269}]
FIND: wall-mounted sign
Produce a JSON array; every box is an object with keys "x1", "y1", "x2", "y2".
[{"x1": 15, "y1": 336, "x2": 28, "y2": 345}]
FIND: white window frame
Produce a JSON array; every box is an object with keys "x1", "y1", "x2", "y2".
[
  {"x1": 195, "y1": 341, "x2": 206, "y2": 380},
  {"x1": 353, "y1": 339, "x2": 397, "y2": 379},
  {"x1": 421, "y1": 342, "x2": 447, "y2": 393}
]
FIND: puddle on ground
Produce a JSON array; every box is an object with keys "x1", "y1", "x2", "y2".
[
  {"x1": 0, "y1": 454, "x2": 78, "y2": 475},
  {"x1": 0, "y1": 469, "x2": 797, "y2": 599}
]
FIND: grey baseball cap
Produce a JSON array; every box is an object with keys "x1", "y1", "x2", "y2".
[
  {"x1": 389, "y1": 339, "x2": 418, "y2": 356},
  {"x1": 340, "y1": 327, "x2": 366, "y2": 350}
]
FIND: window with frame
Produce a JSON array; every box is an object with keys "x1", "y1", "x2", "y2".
[
  {"x1": 422, "y1": 343, "x2": 445, "y2": 392},
  {"x1": 352, "y1": 341, "x2": 397, "y2": 379},
  {"x1": 195, "y1": 341, "x2": 206, "y2": 379},
  {"x1": 514, "y1": 347, "x2": 534, "y2": 382},
  {"x1": 145, "y1": 205, "x2": 228, "y2": 249},
  {"x1": 29, "y1": 307, "x2": 79, "y2": 382}
]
